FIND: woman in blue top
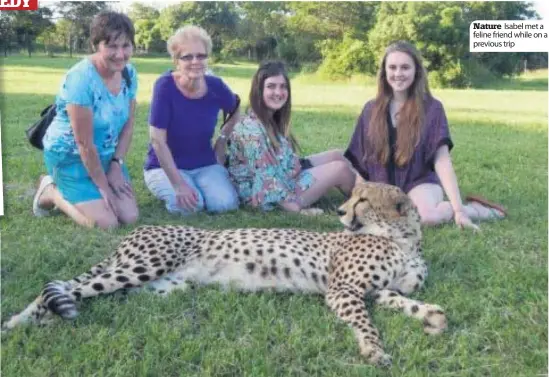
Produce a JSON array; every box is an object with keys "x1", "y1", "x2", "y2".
[
  {"x1": 32, "y1": 11, "x2": 139, "y2": 229},
  {"x1": 144, "y1": 25, "x2": 240, "y2": 215}
]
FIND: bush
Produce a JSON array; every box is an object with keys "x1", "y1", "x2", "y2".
[
  {"x1": 317, "y1": 34, "x2": 376, "y2": 79},
  {"x1": 428, "y1": 58, "x2": 499, "y2": 88}
]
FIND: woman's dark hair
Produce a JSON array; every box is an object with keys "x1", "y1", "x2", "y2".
[
  {"x1": 90, "y1": 11, "x2": 135, "y2": 49},
  {"x1": 249, "y1": 60, "x2": 299, "y2": 151}
]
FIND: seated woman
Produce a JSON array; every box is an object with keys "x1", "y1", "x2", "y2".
[
  {"x1": 144, "y1": 26, "x2": 240, "y2": 215},
  {"x1": 345, "y1": 41, "x2": 506, "y2": 230},
  {"x1": 32, "y1": 11, "x2": 139, "y2": 229},
  {"x1": 226, "y1": 61, "x2": 355, "y2": 214}
]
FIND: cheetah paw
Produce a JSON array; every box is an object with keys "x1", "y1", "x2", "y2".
[
  {"x1": 423, "y1": 306, "x2": 447, "y2": 335},
  {"x1": 299, "y1": 208, "x2": 324, "y2": 216},
  {"x1": 362, "y1": 346, "x2": 392, "y2": 367}
]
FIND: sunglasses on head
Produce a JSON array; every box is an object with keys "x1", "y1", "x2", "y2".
[{"x1": 178, "y1": 53, "x2": 208, "y2": 62}]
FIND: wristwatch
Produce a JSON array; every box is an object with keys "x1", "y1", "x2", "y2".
[{"x1": 111, "y1": 157, "x2": 124, "y2": 166}]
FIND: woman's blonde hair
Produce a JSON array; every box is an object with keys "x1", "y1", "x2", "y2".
[{"x1": 167, "y1": 25, "x2": 212, "y2": 60}]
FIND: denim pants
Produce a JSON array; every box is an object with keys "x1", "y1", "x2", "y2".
[{"x1": 144, "y1": 164, "x2": 239, "y2": 215}]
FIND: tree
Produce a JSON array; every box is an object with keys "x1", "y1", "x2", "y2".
[
  {"x1": 0, "y1": 12, "x2": 15, "y2": 56},
  {"x1": 368, "y1": 1, "x2": 539, "y2": 87},
  {"x1": 55, "y1": 2, "x2": 109, "y2": 56},
  {"x1": 36, "y1": 25, "x2": 59, "y2": 56},
  {"x1": 128, "y1": 3, "x2": 163, "y2": 54},
  {"x1": 156, "y1": 2, "x2": 238, "y2": 56},
  {"x1": 10, "y1": 8, "x2": 53, "y2": 57},
  {"x1": 128, "y1": 2, "x2": 159, "y2": 21},
  {"x1": 135, "y1": 19, "x2": 164, "y2": 53}
]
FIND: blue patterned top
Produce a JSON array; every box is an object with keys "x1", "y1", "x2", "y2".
[
  {"x1": 226, "y1": 111, "x2": 315, "y2": 210},
  {"x1": 43, "y1": 58, "x2": 138, "y2": 161}
]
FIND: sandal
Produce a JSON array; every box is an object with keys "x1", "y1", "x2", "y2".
[
  {"x1": 465, "y1": 195, "x2": 507, "y2": 219},
  {"x1": 32, "y1": 175, "x2": 54, "y2": 217}
]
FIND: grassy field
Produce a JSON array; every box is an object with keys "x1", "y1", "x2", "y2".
[{"x1": 1, "y1": 54, "x2": 547, "y2": 377}]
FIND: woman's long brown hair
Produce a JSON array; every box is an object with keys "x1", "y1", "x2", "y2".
[
  {"x1": 249, "y1": 61, "x2": 299, "y2": 151},
  {"x1": 366, "y1": 41, "x2": 431, "y2": 166}
]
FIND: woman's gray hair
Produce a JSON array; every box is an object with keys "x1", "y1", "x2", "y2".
[{"x1": 167, "y1": 25, "x2": 212, "y2": 59}]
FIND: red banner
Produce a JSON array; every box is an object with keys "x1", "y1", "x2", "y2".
[{"x1": 0, "y1": 0, "x2": 38, "y2": 11}]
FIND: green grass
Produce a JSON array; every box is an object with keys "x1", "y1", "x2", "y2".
[{"x1": 1, "y1": 54, "x2": 547, "y2": 377}]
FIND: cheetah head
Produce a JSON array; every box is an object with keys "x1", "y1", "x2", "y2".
[{"x1": 337, "y1": 182, "x2": 421, "y2": 241}]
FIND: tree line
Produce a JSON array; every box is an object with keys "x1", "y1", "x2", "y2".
[{"x1": 1, "y1": 1, "x2": 547, "y2": 87}]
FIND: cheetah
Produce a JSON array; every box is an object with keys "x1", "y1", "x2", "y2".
[{"x1": 2, "y1": 182, "x2": 446, "y2": 367}]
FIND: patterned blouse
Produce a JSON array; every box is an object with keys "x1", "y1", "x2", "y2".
[{"x1": 226, "y1": 111, "x2": 315, "y2": 210}]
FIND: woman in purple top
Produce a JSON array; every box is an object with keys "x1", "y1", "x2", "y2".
[
  {"x1": 144, "y1": 26, "x2": 240, "y2": 215},
  {"x1": 345, "y1": 41, "x2": 506, "y2": 230}
]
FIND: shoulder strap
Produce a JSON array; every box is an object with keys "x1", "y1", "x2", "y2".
[
  {"x1": 222, "y1": 94, "x2": 241, "y2": 125},
  {"x1": 122, "y1": 66, "x2": 131, "y2": 88}
]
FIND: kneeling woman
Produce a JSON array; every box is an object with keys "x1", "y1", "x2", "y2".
[{"x1": 226, "y1": 61, "x2": 355, "y2": 214}]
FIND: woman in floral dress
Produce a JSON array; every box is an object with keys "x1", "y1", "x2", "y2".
[{"x1": 226, "y1": 61, "x2": 355, "y2": 214}]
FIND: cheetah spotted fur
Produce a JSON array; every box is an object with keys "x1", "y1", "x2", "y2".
[{"x1": 3, "y1": 182, "x2": 447, "y2": 366}]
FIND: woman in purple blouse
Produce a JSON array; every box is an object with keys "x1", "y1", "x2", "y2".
[
  {"x1": 144, "y1": 26, "x2": 240, "y2": 215},
  {"x1": 345, "y1": 41, "x2": 506, "y2": 230}
]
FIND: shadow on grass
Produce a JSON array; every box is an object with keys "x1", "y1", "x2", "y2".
[{"x1": 476, "y1": 76, "x2": 548, "y2": 91}]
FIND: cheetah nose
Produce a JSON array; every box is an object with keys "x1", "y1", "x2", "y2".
[{"x1": 336, "y1": 209, "x2": 346, "y2": 216}]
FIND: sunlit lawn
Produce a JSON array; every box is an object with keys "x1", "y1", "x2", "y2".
[{"x1": 1, "y1": 54, "x2": 547, "y2": 377}]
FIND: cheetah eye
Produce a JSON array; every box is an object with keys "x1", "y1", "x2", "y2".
[{"x1": 395, "y1": 200, "x2": 406, "y2": 215}]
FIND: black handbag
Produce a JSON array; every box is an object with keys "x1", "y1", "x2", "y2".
[
  {"x1": 25, "y1": 104, "x2": 57, "y2": 150},
  {"x1": 25, "y1": 67, "x2": 132, "y2": 150}
]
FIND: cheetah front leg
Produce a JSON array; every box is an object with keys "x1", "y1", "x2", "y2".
[
  {"x1": 373, "y1": 290, "x2": 447, "y2": 335},
  {"x1": 326, "y1": 284, "x2": 392, "y2": 367}
]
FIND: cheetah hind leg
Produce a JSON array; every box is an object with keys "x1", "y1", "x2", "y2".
[
  {"x1": 44, "y1": 266, "x2": 176, "y2": 320},
  {"x1": 373, "y1": 289, "x2": 447, "y2": 335},
  {"x1": 3, "y1": 254, "x2": 121, "y2": 330},
  {"x1": 1, "y1": 294, "x2": 56, "y2": 331},
  {"x1": 142, "y1": 271, "x2": 190, "y2": 297}
]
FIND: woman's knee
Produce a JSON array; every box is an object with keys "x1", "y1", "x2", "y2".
[
  {"x1": 205, "y1": 189, "x2": 239, "y2": 213},
  {"x1": 165, "y1": 195, "x2": 205, "y2": 215},
  {"x1": 417, "y1": 208, "x2": 444, "y2": 226},
  {"x1": 94, "y1": 213, "x2": 120, "y2": 230},
  {"x1": 327, "y1": 149, "x2": 346, "y2": 162},
  {"x1": 118, "y1": 208, "x2": 139, "y2": 225}
]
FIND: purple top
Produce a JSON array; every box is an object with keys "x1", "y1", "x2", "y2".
[
  {"x1": 344, "y1": 96, "x2": 453, "y2": 193},
  {"x1": 145, "y1": 72, "x2": 237, "y2": 170}
]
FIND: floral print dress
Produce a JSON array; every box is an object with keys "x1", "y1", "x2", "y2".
[{"x1": 226, "y1": 111, "x2": 315, "y2": 210}]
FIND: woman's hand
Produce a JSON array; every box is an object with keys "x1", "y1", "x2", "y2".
[
  {"x1": 454, "y1": 210, "x2": 480, "y2": 231},
  {"x1": 107, "y1": 161, "x2": 133, "y2": 199},
  {"x1": 98, "y1": 185, "x2": 120, "y2": 218},
  {"x1": 175, "y1": 182, "x2": 199, "y2": 212}
]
